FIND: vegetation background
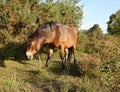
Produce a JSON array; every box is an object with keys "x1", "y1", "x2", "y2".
[{"x1": 0, "y1": 0, "x2": 120, "y2": 92}]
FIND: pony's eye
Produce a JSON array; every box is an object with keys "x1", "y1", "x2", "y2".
[
  {"x1": 27, "y1": 42, "x2": 31, "y2": 46},
  {"x1": 28, "y1": 38, "x2": 31, "y2": 42}
]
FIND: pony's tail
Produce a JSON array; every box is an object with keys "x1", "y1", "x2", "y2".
[
  {"x1": 68, "y1": 48, "x2": 73, "y2": 63},
  {"x1": 68, "y1": 47, "x2": 76, "y2": 64}
]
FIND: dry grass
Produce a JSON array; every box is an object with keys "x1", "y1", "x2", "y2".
[{"x1": 0, "y1": 54, "x2": 120, "y2": 92}]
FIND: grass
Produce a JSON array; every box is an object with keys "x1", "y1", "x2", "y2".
[{"x1": 0, "y1": 54, "x2": 120, "y2": 92}]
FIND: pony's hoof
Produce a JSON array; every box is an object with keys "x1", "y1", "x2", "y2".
[
  {"x1": 45, "y1": 64, "x2": 48, "y2": 67},
  {"x1": 74, "y1": 59, "x2": 76, "y2": 64},
  {"x1": 61, "y1": 69, "x2": 66, "y2": 74},
  {"x1": 61, "y1": 66, "x2": 67, "y2": 74}
]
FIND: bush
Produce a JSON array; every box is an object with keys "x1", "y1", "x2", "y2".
[{"x1": 77, "y1": 31, "x2": 87, "y2": 53}]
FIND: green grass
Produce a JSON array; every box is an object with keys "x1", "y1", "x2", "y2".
[{"x1": 0, "y1": 54, "x2": 120, "y2": 92}]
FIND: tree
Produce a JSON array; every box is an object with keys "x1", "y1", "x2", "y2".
[
  {"x1": 0, "y1": 0, "x2": 40, "y2": 34},
  {"x1": 37, "y1": 0, "x2": 83, "y2": 27},
  {"x1": 107, "y1": 10, "x2": 120, "y2": 35},
  {"x1": 84, "y1": 24, "x2": 103, "y2": 54},
  {"x1": 0, "y1": 0, "x2": 83, "y2": 35},
  {"x1": 85, "y1": 24, "x2": 103, "y2": 38}
]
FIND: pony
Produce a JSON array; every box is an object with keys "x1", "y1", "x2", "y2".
[{"x1": 26, "y1": 22, "x2": 77, "y2": 70}]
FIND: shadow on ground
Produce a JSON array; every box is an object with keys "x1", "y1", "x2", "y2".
[
  {"x1": 0, "y1": 42, "x2": 27, "y2": 67},
  {"x1": 24, "y1": 60, "x2": 82, "y2": 92},
  {"x1": 47, "y1": 61, "x2": 82, "y2": 77}
]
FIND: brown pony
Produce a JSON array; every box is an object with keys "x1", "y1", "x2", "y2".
[{"x1": 26, "y1": 22, "x2": 77, "y2": 70}]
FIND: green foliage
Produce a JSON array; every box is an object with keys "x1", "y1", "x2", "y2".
[
  {"x1": 85, "y1": 33, "x2": 120, "y2": 62},
  {"x1": 100, "y1": 58, "x2": 120, "y2": 92},
  {"x1": 107, "y1": 10, "x2": 120, "y2": 35},
  {"x1": 37, "y1": 0, "x2": 83, "y2": 27},
  {"x1": 77, "y1": 30, "x2": 87, "y2": 53},
  {"x1": 0, "y1": 0, "x2": 83, "y2": 44},
  {"x1": 84, "y1": 24, "x2": 120, "y2": 62},
  {"x1": 84, "y1": 24, "x2": 103, "y2": 54},
  {"x1": 0, "y1": 42, "x2": 26, "y2": 63},
  {"x1": 76, "y1": 25, "x2": 120, "y2": 92},
  {"x1": 85, "y1": 24, "x2": 103, "y2": 38},
  {"x1": 100, "y1": 59, "x2": 120, "y2": 73}
]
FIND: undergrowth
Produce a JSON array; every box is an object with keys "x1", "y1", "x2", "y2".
[{"x1": 0, "y1": 54, "x2": 120, "y2": 92}]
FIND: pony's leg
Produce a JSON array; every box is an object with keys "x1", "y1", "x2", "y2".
[
  {"x1": 60, "y1": 46, "x2": 66, "y2": 70},
  {"x1": 68, "y1": 48, "x2": 72, "y2": 63},
  {"x1": 64, "y1": 49, "x2": 68, "y2": 62},
  {"x1": 45, "y1": 49, "x2": 53, "y2": 67},
  {"x1": 73, "y1": 46, "x2": 77, "y2": 64}
]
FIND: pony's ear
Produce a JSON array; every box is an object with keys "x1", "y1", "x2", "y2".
[
  {"x1": 35, "y1": 16, "x2": 40, "y2": 24},
  {"x1": 28, "y1": 35, "x2": 32, "y2": 39},
  {"x1": 27, "y1": 34, "x2": 34, "y2": 42}
]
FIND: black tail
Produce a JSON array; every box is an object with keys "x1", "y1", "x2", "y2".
[
  {"x1": 68, "y1": 48, "x2": 72, "y2": 63},
  {"x1": 68, "y1": 47, "x2": 76, "y2": 64}
]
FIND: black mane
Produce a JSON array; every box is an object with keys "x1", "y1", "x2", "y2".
[
  {"x1": 38, "y1": 21, "x2": 56, "y2": 31},
  {"x1": 28, "y1": 22, "x2": 57, "y2": 39}
]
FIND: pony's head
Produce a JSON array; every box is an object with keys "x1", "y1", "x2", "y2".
[
  {"x1": 26, "y1": 33, "x2": 42, "y2": 59},
  {"x1": 26, "y1": 22, "x2": 56, "y2": 59}
]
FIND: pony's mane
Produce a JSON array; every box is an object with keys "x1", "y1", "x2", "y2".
[
  {"x1": 38, "y1": 21, "x2": 57, "y2": 31},
  {"x1": 28, "y1": 22, "x2": 57, "y2": 39}
]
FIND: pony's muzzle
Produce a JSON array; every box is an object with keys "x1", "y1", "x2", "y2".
[{"x1": 26, "y1": 52, "x2": 33, "y2": 60}]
